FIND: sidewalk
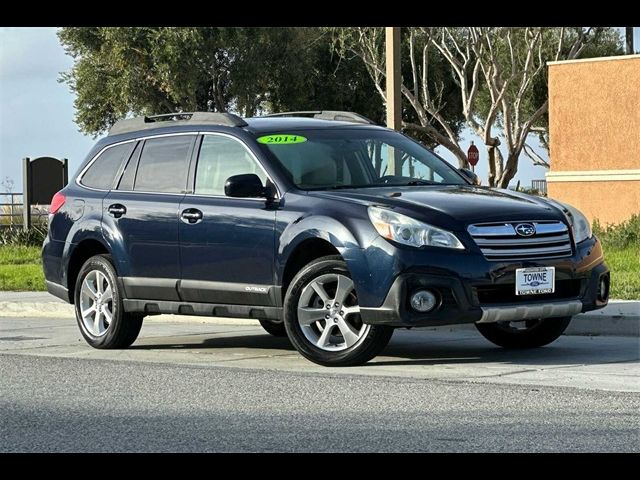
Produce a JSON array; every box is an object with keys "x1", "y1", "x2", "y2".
[{"x1": 0, "y1": 291, "x2": 638, "y2": 336}]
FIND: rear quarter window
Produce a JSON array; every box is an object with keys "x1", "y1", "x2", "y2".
[
  {"x1": 116, "y1": 141, "x2": 143, "y2": 191},
  {"x1": 80, "y1": 142, "x2": 136, "y2": 190}
]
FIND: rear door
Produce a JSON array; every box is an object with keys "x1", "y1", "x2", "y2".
[
  {"x1": 178, "y1": 133, "x2": 277, "y2": 306},
  {"x1": 103, "y1": 133, "x2": 196, "y2": 300}
]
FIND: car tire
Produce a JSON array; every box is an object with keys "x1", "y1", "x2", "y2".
[
  {"x1": 74, "y1": 254, "x2": 143, "y2": 349},
  {"x1": 259, "y1": 318, "x2": 287, "y2": 337},
  {"x1": 283, "y1": 255, "x2": 393, "y2": 366},
  {"x1": 475, "y1": 316, "x2": 572, "y2": 349}
]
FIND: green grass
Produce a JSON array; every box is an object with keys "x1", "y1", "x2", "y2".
[
  {"x1": 0, "y1": 244, "x2": 42, "y2": 265},
  {"x1": 605, "y1": 245, "x2": 640, "y2": 300},
  {"x1": 0, "y1": 245, "x2": 46, "y2": 291},
  {"x1": 594, "y1": 214, "x2": 640, "y2": 300},
  {"x1": 0, "y1": 263, "x2": 46, "y2": 291}
]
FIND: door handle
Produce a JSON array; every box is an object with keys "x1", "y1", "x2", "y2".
[
  {"x1": 181, "y1": 208, "x2": 203, "y2": 224},
  {"x1": 107, "y1": 204, "x2": 127, "y2": 218}
]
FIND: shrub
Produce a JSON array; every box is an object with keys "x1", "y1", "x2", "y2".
[
  {"x1": 593, "y1": 214, "x2": 640, "y2": 250},
  {"x1": 0, "y1": 225, "x2": 47, "y2": 246}
]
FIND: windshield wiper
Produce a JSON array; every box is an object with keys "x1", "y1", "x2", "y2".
[
  {"x1": 310, "y1": 181, "x2": 439, "y2": 191},
  {"x1": 374, "y1": 179, "x2": 439, "y2": 187},
  {"x1": 403, "y1": 179, "x2": 438, "y2": 186},
  {"x1": 306, "y1": 184, "x2": 384, "y2": 191},
  {"x1": 324, "y1": 184, "x2": 382, "y2": 190}
]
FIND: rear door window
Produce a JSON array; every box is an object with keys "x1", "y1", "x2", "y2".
[
  {"x1": 133, "y1": 135, "x2": 195, "y2": 193},
  {"x1": 80, "y1": 142, "x2": 136, "y2": 190}
]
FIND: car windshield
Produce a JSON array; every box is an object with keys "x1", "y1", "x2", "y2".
[{"x1": 256, "y1": 128, "x2": 467, "y2": 190}]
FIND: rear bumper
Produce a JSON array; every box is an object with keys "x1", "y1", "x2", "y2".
[
  {"x1": 42, "y1": 236, "x2": 67, "y2": 290},
  {"x1": 42, "y1": 235, "x2": 73, "y2": 303}
]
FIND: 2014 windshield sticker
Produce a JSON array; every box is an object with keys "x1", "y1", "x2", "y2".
[{"x1": 257, "y1": 134, "x2": 307, "y2": 145}]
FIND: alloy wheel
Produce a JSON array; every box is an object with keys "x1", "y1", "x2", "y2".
[
  {"x1": 79, "y1": 270, "x2": 114, "y2": 337},
  {"x1": 296, "y1": 273, "x2": 370, "y2": 352}
]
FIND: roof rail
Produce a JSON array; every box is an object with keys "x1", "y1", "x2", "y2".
[
  {"x1": 108, "y1": 112, "x2": 248, "y2": 136},
  {"x1": 263, "y1": 110, "x2": 376, "y2": 125}
]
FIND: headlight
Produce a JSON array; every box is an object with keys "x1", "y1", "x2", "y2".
[
  {"x1": 368, "y1": 206, "x2": 464, "y2": 249},
  {"x1": 547, "y1": 199, "x2": 592, "y2": 243},
  {"x1": 564, "y1": 203, "x2": 592, "y2": 243}
]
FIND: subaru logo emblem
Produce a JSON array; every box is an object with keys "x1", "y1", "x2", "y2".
[{"x1": 515, "y1": 223, "x2": 536, "y2": 237}]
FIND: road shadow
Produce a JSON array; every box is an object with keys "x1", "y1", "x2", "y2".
[
  {"x1": 131, "y1": 333, "x2": 297, "y2": 352},
  {"x1": 130, "y1": 328, "x2": 638, "y2": 367},
  {"x1": 370, "y1": 330, "x2": 639, "y2": 367}
]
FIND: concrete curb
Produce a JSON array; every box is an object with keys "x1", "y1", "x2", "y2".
[
  {"x1": 1, "y1": 295, "x2": 637, "y2": 336},
  {"x1": 0, "y1": 301, "x2": 261, "y2": 326}
]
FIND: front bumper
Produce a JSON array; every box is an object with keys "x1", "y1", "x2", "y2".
[{"x1": 359, "y1": 236, "x2": 610, "y2": 327}]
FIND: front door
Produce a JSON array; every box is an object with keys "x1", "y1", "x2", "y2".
[
  {"x1": 103, "y1": 134, "x2": 196, "y2": 300},
  {"x1": 178, "y1": 133, "x2": 277, "y2": 306}
]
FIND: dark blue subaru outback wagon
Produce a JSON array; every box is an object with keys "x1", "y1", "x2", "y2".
[{"x1": 42, "y1": 111, "x2": 610, "y2": 366}]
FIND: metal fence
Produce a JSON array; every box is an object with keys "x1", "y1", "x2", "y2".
[
  {"x1": 0, "y1": 192, "x2": 49, "y2": 228},
  {"x1": 531, "y1": 179, "x2": 547, "y2": 196}
]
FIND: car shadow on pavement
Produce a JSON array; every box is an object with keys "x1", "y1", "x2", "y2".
[
  {"x1": 374, "y1": 345, "x2": 597, "y2": 367},
  {"x1": 129, "y1": 329, "x2": 637, "y2": 367},
  {"x1": 370, "y1": 334, "x2": 637, "y2": 367},
  {"x1": 131, "y1": 333, "x2": 297, "y2": 352}
]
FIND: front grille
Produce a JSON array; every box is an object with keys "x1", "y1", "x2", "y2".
[
  {"x1": 475, "y1": 279, "x2": 582, "y2": 304},
  {"x1": 468, "y1": 221, "x2": 572, "y2": 261}
]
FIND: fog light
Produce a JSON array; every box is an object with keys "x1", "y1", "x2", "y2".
[{"x1": 410, "y1": 290, "x2": 438, "y2": 312}]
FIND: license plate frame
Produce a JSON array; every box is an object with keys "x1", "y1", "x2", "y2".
[{"x1": 515, "y1": 267, "x2": 555, "y2": 296}]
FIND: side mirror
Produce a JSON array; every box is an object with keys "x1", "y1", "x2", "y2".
[
  {"x1": 459, "y1": 168, "x2": 480, "y2": 185},
  {"x1": 224, "y1": 174, "x2": 265, "y2": 198}
]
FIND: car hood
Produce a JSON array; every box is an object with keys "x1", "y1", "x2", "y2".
[{"x1": 307, "y1": 185, "x2": 564, "y2": 230}]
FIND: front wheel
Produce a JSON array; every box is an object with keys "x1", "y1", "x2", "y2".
[
  {"x1": 74, "y1": 254, "x2": 143, "y2": 349},
  {"x1": 283, "y1": 255, "x2": 393, "y2": 366},
  {"x1": 475, "y1": 316, "x2": 572, "y2": 349}
]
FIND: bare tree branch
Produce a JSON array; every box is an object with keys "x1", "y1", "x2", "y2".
[
  {"x1": 409, "y1": 30, "x2": 420, "y2": 102},
  {"x1": 334, "y1": 26, "x2": 605, "y2": 186},
  {"x1": 403, "y1": 121, "x2": 466, "y2": 160},
  {"x1": 523, "y1": 142, "x2": 550, "y2": 168}
]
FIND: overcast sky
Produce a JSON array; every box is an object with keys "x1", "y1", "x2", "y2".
[{"x1": 1, "y1": 27, "x2": 638, "y2": 191}]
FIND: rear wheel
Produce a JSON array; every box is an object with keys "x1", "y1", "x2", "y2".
[
  {"x1": 74, "y1": 254, "x2": 143, "y2": 349},
  {"x1": 475, "y1": 316, "x2": 572, "y2": 349},
  {"x1": 259, "y1": 319, "x2": 287, "y2": 337},
  {"x1": 283, "y1": 255, "x2": 393, "y2": 366}
]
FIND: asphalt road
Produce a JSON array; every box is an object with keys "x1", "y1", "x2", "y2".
[{"x1": 1, "y1": 316, "x2": 638, "y2": 452}]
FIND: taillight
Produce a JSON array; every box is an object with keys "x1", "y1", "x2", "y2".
[{"x1": 49, "y1": 192, "x2": 66, "y2": 214}]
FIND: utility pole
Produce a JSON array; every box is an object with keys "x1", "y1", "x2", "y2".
[
  {"x1": 625, "y1": 27, "x2": 634, "y2": 55},
  {"x1": 385, "y1": 27, "x2": 402, "y2": 131},
  {"x1": 385, "y1": 27, "x2": 402, "y2": 174}
]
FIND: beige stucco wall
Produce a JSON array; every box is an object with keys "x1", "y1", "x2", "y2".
[
  {"x1": 547, "y1": 181, "x2": 640, "y2": 226},
  {"x1": 547, "y1": 55, "x2": 640, "y2": 224}
]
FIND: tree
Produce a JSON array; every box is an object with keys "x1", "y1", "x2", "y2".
[
  {"x1": 1, "y1": 177, "x2": 14, "y2": 194},
  {"x1": 262, "y1": 30, "x2": 385, "y2": 124},
  {"x1": 58, "y1": 27, "x2": 384, "y2": 136},
  {"x1": 336, "y1": 27, "x2": 623, "y2": 187},
  {"x1": 334, "y1": 28, "x2": 466, "y2": 154}
]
